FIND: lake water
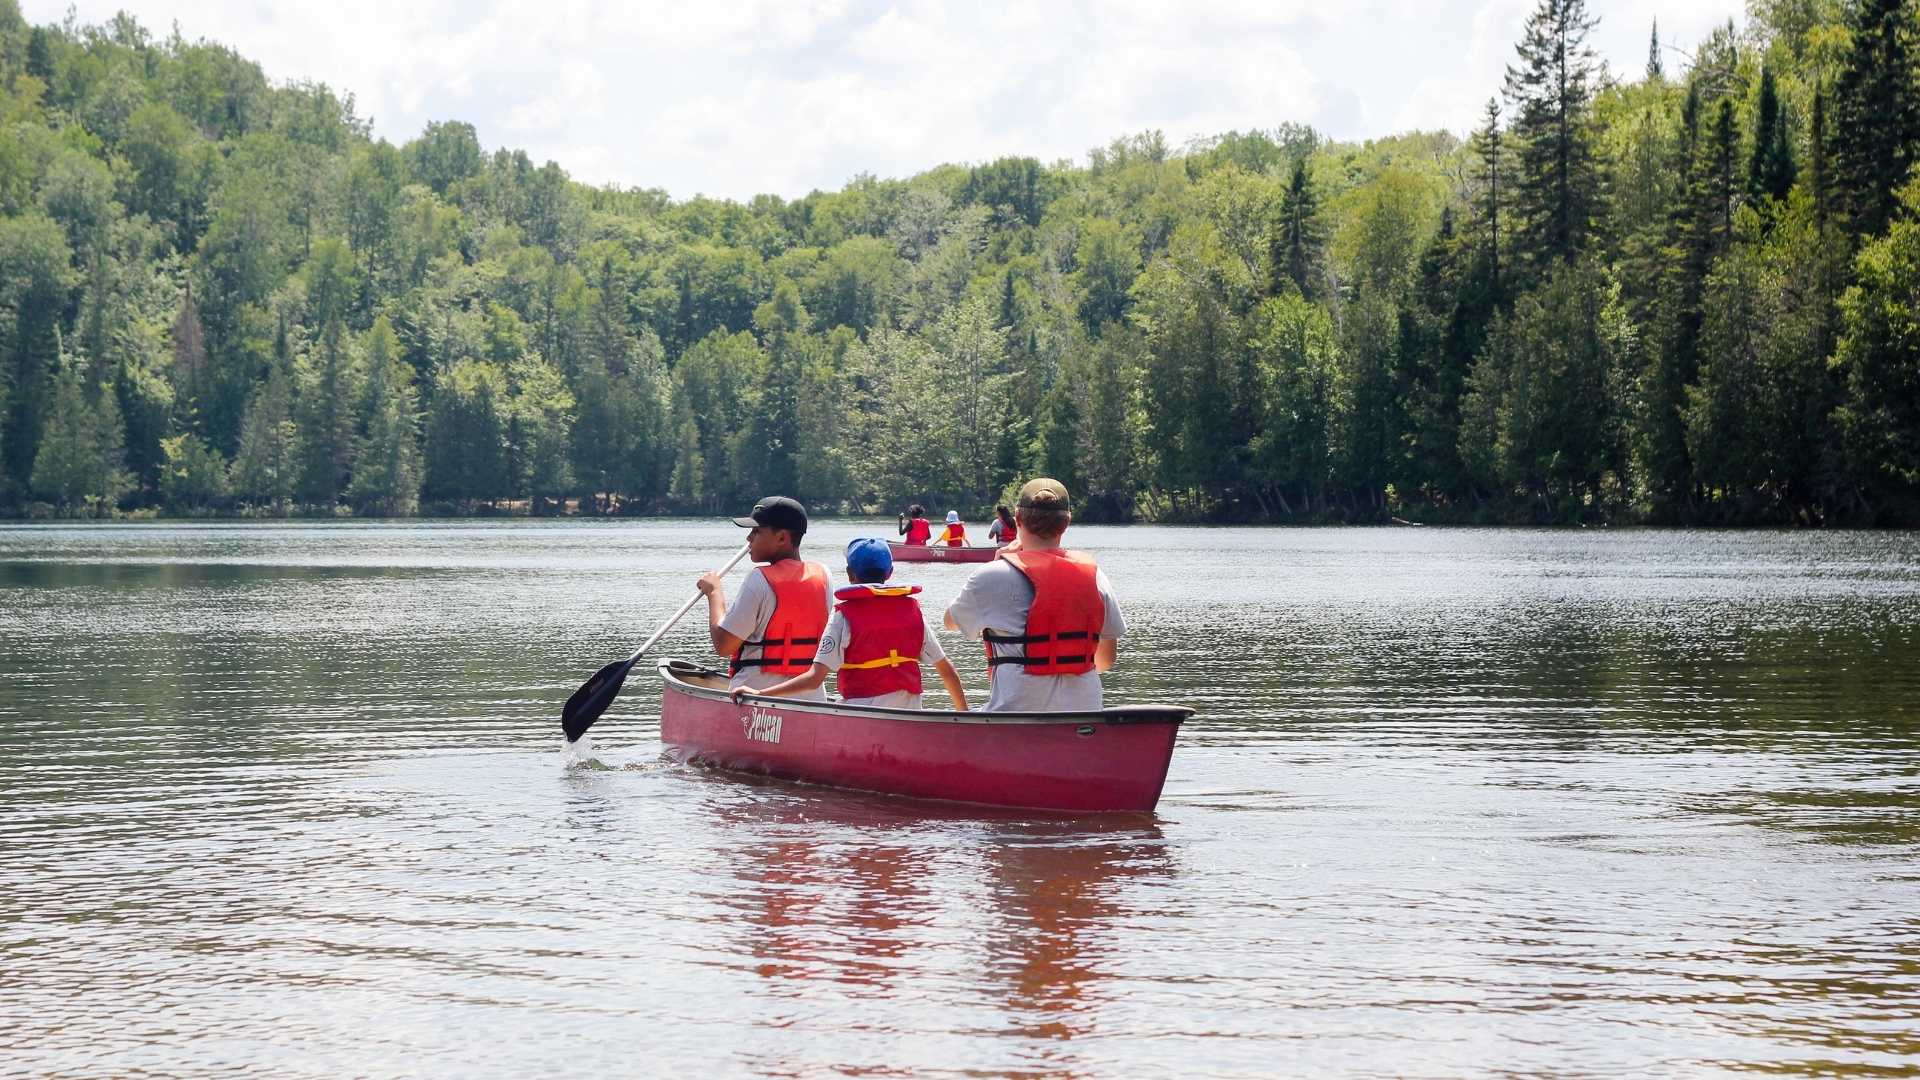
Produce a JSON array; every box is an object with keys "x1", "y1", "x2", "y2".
[{"x1": 2, "y1": 521, "x2": 1917, "y2": 1077}]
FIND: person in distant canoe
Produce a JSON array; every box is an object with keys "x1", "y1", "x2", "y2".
[
  {"x1": 986, "y1": 505, "x2": 1017, "y2": 547},
  {"x1": 736, "y1": 538, "x2": 969, "y2": 711},
  {"x1": 897, "y1": 504, "x2": 933, "y2": 546},
  {"x1": 933, "y1": 510, "x2": 968, "y2": 546},
  {"x1": 699, "y1": 496, "x2": 831, "y2": 701},
  {"x1": 944, "y1": 478, "x2": 1125, "y2": 712}
]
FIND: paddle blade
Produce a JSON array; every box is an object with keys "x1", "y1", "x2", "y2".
[{"x1": 561, "y1": 656, "x2": 638, "y2": 742}]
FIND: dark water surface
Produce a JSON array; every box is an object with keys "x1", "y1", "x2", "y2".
[{"x1": 2, "y1": 522, "x2": 1917, "y2": 1078}]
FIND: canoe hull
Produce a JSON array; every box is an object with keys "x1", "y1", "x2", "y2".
[
  {"x1": 656, "y1": 661, "x2": 1187, "y2": 813},
  {"x1": 887, "y1": 541, "x2": 998, "y2": 564}
]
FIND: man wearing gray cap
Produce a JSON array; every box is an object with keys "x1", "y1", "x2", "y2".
[
  {"x1": 698, "y1": 496, "x2": 832, "y2": 700},
  {"x1": 943, "y1": 478, "x2": 1126, "y2": 712}
]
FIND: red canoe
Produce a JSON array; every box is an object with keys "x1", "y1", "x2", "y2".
[
  {"x1": 888, "y1": 540, "x2": 999, "y2": 563},
  {"x1": 655, "y1": 660, "x2": 1189, "y2": 812}
]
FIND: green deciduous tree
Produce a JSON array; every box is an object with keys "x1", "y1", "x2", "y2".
[{"x1": 158, "y1": 431, "x2": 227, "y2": 513}]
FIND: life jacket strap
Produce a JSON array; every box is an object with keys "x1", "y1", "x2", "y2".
[
  {"x1": 731, "y1": 636, "x2": 821, "y2": 669},
  {"x1": 981, "y1": 629, "x2": 1091, "y2": 645},
  {"x1": 839, "y1": 649, "x2": 915, "y2": 671},
  {"x1": 988, "y1": 654, "x2": 1091, "y2": 668},
  {"x1": 981, "y1": 629, "x2": 1091, "y2": 667}
]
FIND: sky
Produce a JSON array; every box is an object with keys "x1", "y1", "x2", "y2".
[{"x1": 23, "y1": 0, "x2": 1748, "y2": 202}]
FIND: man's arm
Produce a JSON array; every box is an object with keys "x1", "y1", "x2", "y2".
[
  {"x1": 699, "y1": 572, "x2": 743, "y2": 655},
  {"x1": 933, "y1": 658, "x2": 969, "y2": 711},
  {"x1": 1094, "y1": 636, "x2": 1117, "y2": 673}
]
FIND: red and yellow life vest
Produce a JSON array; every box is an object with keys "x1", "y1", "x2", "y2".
[
  {"x1": 983, "y1": 549, "x2": 1105, "y2": 676},
  {"x1": 729, "y1": 558, "x2": 829, "y2": 676},
  {"x1": 903, "y1": 517, "x2": 933, "y2": 545},
  {"x1": 832, "y1": 584, "x2": 925, "y2": 699},
  {"x1": 937, "y1": 522, "x2": 967, "y2": 546}
]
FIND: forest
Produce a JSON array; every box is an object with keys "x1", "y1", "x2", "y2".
[{"x1": 0, "y1": 0, "x2": 1917, "y2": 524}]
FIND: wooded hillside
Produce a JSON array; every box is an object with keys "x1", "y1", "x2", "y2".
[{"x1": 1, "y1": 0, "x2": 1916, "y2": 524}]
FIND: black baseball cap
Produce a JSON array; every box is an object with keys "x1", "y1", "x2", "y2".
[{"x1": 732, "y1": 496, "x2": 809, "y2": 534}]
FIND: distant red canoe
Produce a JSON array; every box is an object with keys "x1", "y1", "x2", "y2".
[
  {"x1": 888, "y1": 540, "x2": 999, "y2": 563},
  {"x1": 656, "y1": 660, "x2": 1189, "y2": 812}
]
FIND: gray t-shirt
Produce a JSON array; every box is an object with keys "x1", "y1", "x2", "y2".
[
  {"x1": 944, "y1": 556, "x2": 1126, "y2": 713},
  {"x1": 814, "y1": 606, "x2": 949, "y2": 710},
  {"x1": 718, "y1": 561, "x2": 830, "y2": 700}
]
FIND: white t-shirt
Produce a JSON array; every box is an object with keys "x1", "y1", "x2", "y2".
[
  {"x1": 813, "y1": 605, "x2": 950, "y2": 710},
  {"x1": 718, "y1": 561, "x2": 830, "y2": 700},
  {"x1": 943, "y1": 555, "x2": 1126, "y2": 713}
]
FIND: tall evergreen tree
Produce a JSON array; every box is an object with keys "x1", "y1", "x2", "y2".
[
  {"x1": 295, "y1": 318, "x2": 362, "y2": 508},
  {"x1": 1707, "y1": 99, "x2": 1743, "y2": 246},
  {"x1": 1830, "y1": 0, "x2": 1920, "y2": 238},
  {"x1": 1748, "y1": 66, "x2": 1798, "y2": 206},
  {"x1": 347, "y1": 317, "x2": 422, "y2": 516},
  {"x1": 31, "y1": 354, "x2": 132, "y2": 515},
  {"x1": 1471, "y1": 98, "x2": 1506, "y2": 297},
  {"x1": 1832, "y1": 179, "x2": 1920, "y2": 516},
  {"x1": 1648, "y1": 18, "x2": 1664, "y2": 80},
  {"x1": 229, "y1": 350, "x2": 300, "y2": 515},
  {"x1": 1269, "y1": 159, "x2": 1324, "y2": 301},
  {"x1": 1503, "y1": 0, "x2": 1607, "y2": 275},
  {"x1": 1810, "y1": 89, "x2": 1832, "y2": 231}
]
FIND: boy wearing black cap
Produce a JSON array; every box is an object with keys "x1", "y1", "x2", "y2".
[
  {"x1": 699, "y1": 496, "x2": 833, "y2": 700},
  {"x1": 735, "y1": 538, "x2": 969, "y2": 711}
]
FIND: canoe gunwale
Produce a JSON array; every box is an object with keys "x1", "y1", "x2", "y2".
[{"x1": 658, "y1": 660, "x2": 1191, "y2": 729}]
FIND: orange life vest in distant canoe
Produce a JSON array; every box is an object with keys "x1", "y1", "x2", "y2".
[
  {"x1": 937, "y1": 523, "x2": 967, "y2": 546},
  {"x1": 832, "y1": 584, "x2": 925, "y2": 699},
  {"x1": 729, "y1": 558, "x2": 829, "y2": 677},
  {"x1": 983, "y1": 548, "x2": 1105, "y2": 677},
  {"x1": 903, "y1": 517, "x2": 933, "y2": 545}
]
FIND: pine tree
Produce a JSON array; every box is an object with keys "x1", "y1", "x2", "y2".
[
  {"x1": 1503, "y1": 0, "x2": 1607, "y2": 276},
  {"x1": 170, "y1": 282, "x2": 209, "y2": 433},
  {"x1": 1471, "y1": 98, "x2": 1505, "y2": 296},
  {"x1": 1811, "y1": 89, "x2": 1832, "y2": 231},
  {"x1": 1708, "y1": 98, "x2": 1743, "y2": 246},
  {"x1": 1748, "y1": 66, "x2": 1798, "y2": 206},
  {"x1": 32, "y1": 354, "x2": 133, "y2": 515},
  {"x1": 230, "y1": 354, "x2": 300, "y2": 515},
  {"x1": 1830, "y1": 0, "x2": 1920, "y2": 238},
  {"x1": 1269, "y1": 158, "x2": 1324, "y2": 300},
  {"x1": 346, "y1": 318, "x2": 422, "y2": 516},
  {"x1": 295, "y1": 318, "x2": 362, "y2": 508},
  {"x1": 1648, "y1": 18, "x2": 1664, "y2": 81}
]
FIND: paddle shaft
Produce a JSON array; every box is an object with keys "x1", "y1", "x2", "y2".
[{"x1": 631, "y1": 543, "x2": 752, "y2": 664}]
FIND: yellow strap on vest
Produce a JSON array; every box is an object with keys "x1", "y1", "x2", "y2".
[
  {"x1": 839, "y1": 649, "x2": 915, "y2": 670},
  {"x1": 863, "y1": 586, "x2": 917, "y2": 597}
]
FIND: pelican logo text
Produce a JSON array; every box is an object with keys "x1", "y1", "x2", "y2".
[{"x1": 742, "y1": 707, "x2": 782, "y2": 744}]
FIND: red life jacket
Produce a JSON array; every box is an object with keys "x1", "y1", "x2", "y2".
[
  {"x1": 729, "y1": 558, "x2": 829, "y2": 676},
  {"x1": 983, "y1": 549, "x2": 1105, "y2": 676},
  {"x1": 938, "y1": 523, "x2": 967, "y2": 546},
  {"x1": 832, "y1": 584, "x2": 925, "y2": 699},
  {"x1": 903, "y1": 517, "x2": 932, "y2": 544}
]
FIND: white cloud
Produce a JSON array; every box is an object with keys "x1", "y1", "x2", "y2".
[{"x1": 23, "y1": 0, "x2": 1746, "y2": 200}]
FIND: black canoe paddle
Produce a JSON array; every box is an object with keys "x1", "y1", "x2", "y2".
[{"x1": 561, "y1": 544, "x2": 751, "y2": 743}]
